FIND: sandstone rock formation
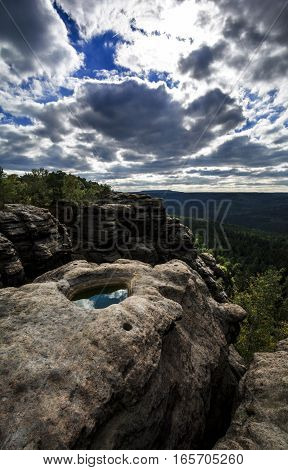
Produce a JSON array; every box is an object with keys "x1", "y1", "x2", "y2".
[
  {"x1": 0, "y1": 196, "x2": 228, "y2": 302},
  {"x1": 0, "y1": 259, "x2": 246, "y2": 450},
  {"x1": 0, "y1": 204, "x2": 71, "y2": 285},
  {"x1": 215, "y1": 339, "x2": 288, "y2": 450},
  {"x1": 54, "y1": 194, "x2": 167, "y2": 265},
  {"x1": 54, "y1": 194, "x2": 226, "y2": 301},
  {"x1": 0, "y1": 233, "x2": 24, "y2": 288}
]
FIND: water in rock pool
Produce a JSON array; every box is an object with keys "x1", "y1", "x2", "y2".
[{"x1": 72, "y1": 285, "x2": 128, "y2": 309}]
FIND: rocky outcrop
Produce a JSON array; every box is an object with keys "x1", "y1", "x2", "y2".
[
  {"x1": 0, "y1": 205, "x2": 72, "y2": 284},
  {"x1": 0, "y1": 197, "x2": 228, "y2": 302},
  {"x1": 0, "y1": 233, "x2": 24, "y2": 287},
  {"x1": 215, "y1": 339, "x2": 288, "y2": 450},
  {"x1": 0, "y1": 259, "x2": 246, "y2": 450},
  {"x1": 54, "y1": 194, "x2": 167, "y2": 265},
  {"x1": 54, "y1": 195, "x2": 226, "y2": 301}
]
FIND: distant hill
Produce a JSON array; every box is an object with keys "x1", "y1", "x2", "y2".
[{"x1": 141, "y1": 191, "x2": 288, "y2": 234}]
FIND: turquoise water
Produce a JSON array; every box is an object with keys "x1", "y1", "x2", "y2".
[{"x1": 72, "y1": 285, "x2": 128, "y2": 309}]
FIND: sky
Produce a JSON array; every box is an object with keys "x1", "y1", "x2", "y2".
[{"x1": 0, "y1": 0, "x2": 288, "y2": 192}]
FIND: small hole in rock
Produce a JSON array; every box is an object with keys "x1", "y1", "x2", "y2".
[{"x1": 123, "y1": 322, "x2": 132, "y2": 331}]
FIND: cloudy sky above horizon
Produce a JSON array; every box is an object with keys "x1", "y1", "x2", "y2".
[{"x1": 0, "y1": 0, "x2": 288, "y2": 192}]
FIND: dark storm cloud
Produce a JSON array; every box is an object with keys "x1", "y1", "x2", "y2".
[
  {"x1": 20, "y1": 97, "x2": 82, "y2": 144},
  {"x1": 223, "y1": 17, "x2": 266, "y2": 46},
  {"x1": 179, "y1": 42, "x2": 226, "y2": 79},
  {"x1": 116, "y1": 131, "x2": 287, "y2": 175},
  {"x1": 0, "y1": 0, "x2": 286, "y2": 188},
  {"x1": 0, "y1": 125, "x2": 92, "y2": 171},
  {"x1": 33, "y1": 105, "x2": 71, "y2": 143},
  {"x1": 0, "y1": 0, "x2": 80, "y2": 79},
  {"x1": 251, "y1": 168, "x2": 288, "y2": 178},
  {"x1": 133, "y1": 156, "x2": 186, "y2": 173},
  {"x1": 222, "y1": 6, "x2": 288, "y2": 82},
  {"x1": 273, "y1": 135, "x2": 288, "y2": 145},
  {"x1": 252, "y1": 51, "x2": 288, "y2": 81},
  {"x1": 43, "y1": 144, "x2": 92, "y2": 170},
  {"x1": 192, "y1": 136, "x2": 288, "y2": 168},
  {"x1": 186, "y1": 88, "x2": 244, "y2": 132},
  {"x1": 72, "y1": 80, "x2": 188, "y2": 158},
  {"x1": 193, "y1": 168, "x2": 251, "y2": 178},
  {"x1": 0, "y1": 149, "x2": 92, "y2": 171},
  {"x1": 0, "y1": 127, "x2": 35, "y2": 157},
  {"x1": 217, "y1": 0, "x2": 288, "y2": 45},
  {"x1": 192, "y1": 167, "x2": 288, "y2": 179},
  {"x1": 214, "y1": 0, "x2": 288, "y2": 81},
  {"x1": 5, "y1": 79, "x2": 244, "y2": 173},
  {"x1": 91, "y1": 145, "x2": 116, "y2": 162},
  {"x1": 0, "y1": 154, "x2": 35, "y2": 171},
  {"x1": 121, "y1": 152, "x2": 150, "y2": 162},
  {"x1": 69, "y1": 80, "x2": 243, "y2": 159},
  {"x1": 187, "y1": 88, "x2": 233, "y2": 115}
]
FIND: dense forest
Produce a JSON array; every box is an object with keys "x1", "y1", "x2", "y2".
[
  {"x1": 190, "y1": 219, "x2": 288, "y2": 362},
  {"x1": 146, "y1": 190, "x2": 288, "y2": 234},
  {"x1": 0, "y1": 168, "x2": 112, "y2": 207}
]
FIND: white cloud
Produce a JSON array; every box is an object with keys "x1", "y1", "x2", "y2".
[
  {"x1": 56, "y1": 0, "x2": 183, "y2": 40},
  {"x1": 0, "y1": 0, "x2": 83, "y2": 83},
  {"x1": 0, "y1": 0, "x2": 287, "y2": 191}
]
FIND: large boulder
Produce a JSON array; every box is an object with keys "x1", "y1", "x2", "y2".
[
  {"x1": 53, "y1": 195, "x2": 167, "y2": 265},
  {"x1": 215, "y1": 339, "x2": 288, "y2": 450},
  {"x1": 0, "y1": 233, "x2": 24, "y2": 287},
  {"x1": 0, "y1": 205, "x2": 71, "y2": 284},
  {"x1": 0, "y1": 259, "x2": 245, "y2": 450},
  {"x1": 54, "y1": 196, "x2": 226, "y2": 301}
]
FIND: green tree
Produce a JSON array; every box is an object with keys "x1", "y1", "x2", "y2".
[
  {"x1": 46, "y1": 171, "x2": 66, "y2": 203},
  {"x1": 83, "y1": 181, "x2": 112, "y2": 202},
  {"x1": 2, "y1": 174, "x2": 30, "y2": 204},
  {"x1": 235, "y1": 268, "x2": 288, "y2": 362},
  {"x1": 0, "y1": 168, "x2": 112, "y2": 207},
  {"x1": 22, "y1": 169, "x2": 52, "y2": 206},
  {"x1": 62, "y1": 173, "x2": 85, "y2": 203}
]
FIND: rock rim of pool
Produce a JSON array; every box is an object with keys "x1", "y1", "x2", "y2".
[{"x1": 0, "y1": 259, "x2": 246, "y2": 450}]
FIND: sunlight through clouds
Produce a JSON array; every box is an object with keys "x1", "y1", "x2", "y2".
[{"x1": 0, "y1": 0, "x2": 287, "y2": 191}]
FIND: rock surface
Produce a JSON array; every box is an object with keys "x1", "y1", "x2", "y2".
[
  {"x1": 0, "y1": 233, "x2": 24, "y2": 287},
  {"x1": 54, "y1": 195, "x2": 227, "y2": 301},
  {"x1": 0, "y1": 205, "x2": 71, "y2": 285},
  {"x1": 215, "y1": 339, "x2": 288, "y2": 450},
  {"x1": 0, "y1": 259, "x2": 246, "y2": 450}
]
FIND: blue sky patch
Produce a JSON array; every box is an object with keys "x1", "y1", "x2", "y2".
[
  {"x1": 74, "y1": 32, "x2": 127, "y2": 78},
  {"x1": 59, "y1": 86, "x2": 74, "y2": 97},
  {"x1": 236, "y1": 119, "x2": 257, "y2": 133},
  {"x1": 54, "y1": 1, "x2": 127, "y2": 78},
  {"x1": 146, "y1": 71, "x2": 179, "y2": 89},
  {"x1": 267, "y1": 88, "x2": 278, "y2": 103},
  {"x1": 0, "y1": 107, "x2": 33, "y2": 126},
  {"x1": 244, "y1": 89, "x2": 259, "y2": 103},
  {"x1": 267, "y1": 105, "x2": 285, "y2": 123},
  {"x1": 53, "y1": 1, "x2": 81, "y2": 47}
]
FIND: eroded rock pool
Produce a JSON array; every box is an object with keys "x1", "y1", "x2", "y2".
[{"x1": 72, "y1": 285, "x2": 128, "y2": 309}]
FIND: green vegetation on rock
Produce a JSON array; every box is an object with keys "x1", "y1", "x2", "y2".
[
  {"x1": 234, "y1": 269, "x2": 288, "y2": 362},
  {"x1": 0, "y1": 168, "x2": 112, "y2": 206},
  {"x1": 186, "y1": 218, "x2": 288, "y2": 363}
]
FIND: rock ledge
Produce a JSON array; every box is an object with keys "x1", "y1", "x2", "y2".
[
  {"x1": 215, "y1": 339, "x2": 288, "y2": 450},
  {"x1": 0, "y1": 259, "x2": 245, "y2": 450}
]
